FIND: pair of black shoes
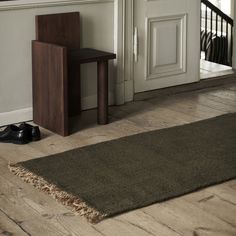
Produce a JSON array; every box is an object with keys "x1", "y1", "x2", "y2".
[{"x1": 0, "y1": 122, "x2": 41, "y2": 145}]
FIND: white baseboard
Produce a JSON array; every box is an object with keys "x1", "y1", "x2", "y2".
[
  {"x1": 0, "y1": 93, "x2": 115, "y2": 127},
  {"x1": 115, "y1": 82, "x2": 125, "y2": 105},
  {"x1": 0, "y1": 108, "x2": 33, "y2": 127},
  {"x1": 125, "y1": 80, "x2": 134, "y2": 103},
  {"x1": 81, "y1": 93, "x2": 115, "y2": 110}
]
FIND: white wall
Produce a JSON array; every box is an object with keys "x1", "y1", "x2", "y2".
[
  {"x1": 0, "y1": 0, "x2": 115, "y2": 126},
  {"x1": 209, "y1": 0, "x2": 233, "y2": 17}
]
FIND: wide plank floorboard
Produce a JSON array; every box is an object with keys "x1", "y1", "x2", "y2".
[{"x1": 0, "y1": 83, "x2": 235, "y2": 236}]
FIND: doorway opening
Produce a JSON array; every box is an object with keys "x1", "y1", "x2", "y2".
[{"x1": 200, "y1": 0, "x2": 235, "y2": 79}]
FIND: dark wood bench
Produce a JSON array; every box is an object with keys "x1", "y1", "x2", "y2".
[{"x1": 32, "y1": 12, "x2": 116, "y2": 136}]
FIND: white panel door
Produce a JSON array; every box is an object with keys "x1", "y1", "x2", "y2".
[{"x1": 134, "y1": 0, "x2": 200, "y2": 93}]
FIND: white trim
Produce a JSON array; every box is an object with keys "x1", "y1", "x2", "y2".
[
  {"x1": 81, "y1": 93, "x2": 114, "y2": 110},
  {"x1": 0, "y1": 91, "x2": 115, "y2": 126},
  {"x1": 114, "y1": 0, "x2": 125, "y2": 105},
  {"x1": 0, "y1": 108, "x2": 33, "y2": 127},
  {"x1": 0, "y1": 92, "x2": 115, "y2": 127},
  {"x1": 114, "y1": 0, "x2": 134, "y2": 104},
  {"x1": 124, "y1": 80, "x2": 134, "y2": 102},
  {"x1": 145, "y1": 14, "x2": 187, "y2": 80},
  {"x1": 124, "y1": 0, "x2": 134, "y2": 102},
  {"x1": 0, "y1": 0, "x2": 113, "y2": 11}
]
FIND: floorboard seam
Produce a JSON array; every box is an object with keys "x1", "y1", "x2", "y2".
[
  {"x1": 141, "y1": 210, "x2": 183, "y2": 236},
  {"x1": 91, "y1": 226, "x2": 107, "y2": 236},
  {"x1": 0, "y1": 208, "x2": 32, "y2": 236},
  {"x1": 114, "y1": 218, "x2": 157, "y2": 236}
]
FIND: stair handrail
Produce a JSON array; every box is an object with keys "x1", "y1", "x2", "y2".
[{"x1": 201, "y1": 0, "x2": 233, "y2": 26}]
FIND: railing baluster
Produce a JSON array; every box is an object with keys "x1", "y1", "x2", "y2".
[
  {"x1": 231, "y1": 26, "x2": 233, "y2": 61},
  {"x1": 205, "y1": 5, "x2": 208, "y2": 58},
  {"x1": 221, "y1": 17, "x2": 223, "y2": 37},
  {"x1": 201, "y1": 0, "x2": 233, "y2": 66},
  {"x1": 220, "y1": 17, "x2": 223, "y2": 64},
  {"x1": 210, "y1": 10, "x2": 213, "y2": 62},
  {"x1": 210, "y1": 10, "x2": 213, "y2": 35},
  {"x1": 200, "y1": 3, "x2": 202, "y2": 59},
  {"x1": 226, "y1": 22, "x2": 229, "y2": 64}
]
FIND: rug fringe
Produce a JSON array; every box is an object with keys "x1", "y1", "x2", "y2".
[{"x1": 8, "y1": 163, "x2": 107, "y2": 223}]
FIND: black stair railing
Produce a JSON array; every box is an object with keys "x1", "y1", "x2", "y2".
[{"x1": 201, "y1": 0, "x2": 234, "y2": 66}]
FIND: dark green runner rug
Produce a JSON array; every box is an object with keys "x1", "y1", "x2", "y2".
[{"x1": 9, "y1": 113, "x2": 236, "y2": 223}]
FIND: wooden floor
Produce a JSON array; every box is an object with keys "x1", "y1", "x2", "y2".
[
  {"x1": 0, "y1": 83, "x2": 236, "y2": 236},
  {"x1": 200, "y1": 59, "x2": 236, "y2": 80}
]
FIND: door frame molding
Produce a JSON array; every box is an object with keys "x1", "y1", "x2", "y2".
[
  {"x1": 116, "y1": 0, "x2": 210, "y2": 102},
  {"x1": 115, "y1": 1, "x2": 236, "y2": 103},
  {"x1": 114, "y1": 0, "x2": 134, "y2": 104}
]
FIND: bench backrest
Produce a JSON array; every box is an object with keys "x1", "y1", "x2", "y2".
[{"x1": 36, "y1": 12, "x2": 80, "y2": 49}]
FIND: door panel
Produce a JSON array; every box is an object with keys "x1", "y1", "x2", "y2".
[{"x1": 134, "y1": 0, "x2": 200, "y2": 93}]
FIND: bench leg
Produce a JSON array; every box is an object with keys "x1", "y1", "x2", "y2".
[{"x1": 97, "y1": 60, "x2": 108, "y2": 124}]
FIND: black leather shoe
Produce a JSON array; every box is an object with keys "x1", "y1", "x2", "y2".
[
  {"x1": 19, "y1": 123, "x2": 41, "y2": 141},
  {"x1": 0, "y1": 125, "x2": 30, "y2": 144}
]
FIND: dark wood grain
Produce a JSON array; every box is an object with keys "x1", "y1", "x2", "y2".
[
  {"x1": 36, "y1": 12, "x2": 80, "y2": 50},
  {"x1": 32, "y1": 41, "x2": 69, "y2": 136},
  {"x1": 33, "y1": 12, "x2": 81, "y2": 136},
  {"x1": 68, "y1": 62, "x2": 81, "y2": 117},
  {"x1": 69, "y1": 48, "x2": 116, "y2": 64},
  {"x1": 32, "y1": 12, "x2": 116, "y2": 136},
  {"x1": 97, "y1": 61, "x2": 109, "y2": 124},
  {"x1": 36, "y1": 12, "x2": 81, "y2": 117}
]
